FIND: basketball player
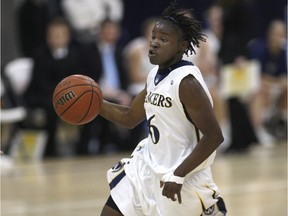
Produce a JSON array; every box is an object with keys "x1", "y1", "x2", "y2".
[{"x1": 99, "y1": 1, "x2": 227, "y2": 215}]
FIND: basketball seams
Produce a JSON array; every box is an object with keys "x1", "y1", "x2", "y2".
[
  {"x1": 92, "y1": 83, "x2": 103, "y2": 112},
  {"x1": 76, "y1": 79, "x2": 96, "y2": 124},
  {"x1": 58, "y1": 89, "x2": 99, "y2": 117},
  {"x1": 72, "y1": 75, "x2": 93, "y2": 82},
  {"x1": 95, "y1": 91, "x2": 102, "y2": 111},
  {"x1": 53, "y1": 83, "x2": 98, "y2": 99},
  {"x1": 53, "y1": 84, "x2": 101, "y2": 100},
  {"x1": 53, "y1": 74, "x2": 103, "y2": 125},
  {"x1": 89, "y1": 78, "x2": 103, "y2": 111},
  {"x1": 76, "y1": 92, "x2": 102, "y2": 124}
]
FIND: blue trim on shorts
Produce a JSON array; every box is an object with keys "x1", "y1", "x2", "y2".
[{"x1": 109, "y1": 170, "x2": 126, "y2": 190}]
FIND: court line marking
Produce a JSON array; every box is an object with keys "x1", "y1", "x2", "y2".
[
  {"x1": 2, "y1": 180, "x2": 286, "y2": 214},
  {"x1": 220, "y1": 180, "x2": 287, "y2": 195},
  {"x1": 1, "y1": 198, "x2": 107, "y2": 214}
]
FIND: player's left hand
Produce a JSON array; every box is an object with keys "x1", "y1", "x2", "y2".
[
  {"x1": 160, "y1": 181, "x2": 183, "y2": 203},
  {"x1": 160, "y1": 173, "x2": 184, "y2": 204}
]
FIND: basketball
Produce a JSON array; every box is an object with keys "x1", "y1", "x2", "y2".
[{"x1": 52, "y1": 74, "x2": 103, "y2": 125}]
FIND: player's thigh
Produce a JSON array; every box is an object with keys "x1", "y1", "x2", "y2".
[{"x1": 100, "y1": 205, "x2": 123, "y2": 216}]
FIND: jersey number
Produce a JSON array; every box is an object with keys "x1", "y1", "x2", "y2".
[{"x1": 147, "y1": 115, "x2": 160, "y2": 144}]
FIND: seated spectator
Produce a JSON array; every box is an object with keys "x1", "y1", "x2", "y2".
[
  {"x1": 96, "y1": 19, "x2": 131, "y2": 105},
  {"x1": 1, "y1": 68, "x2": 27, "y2": 155},
  {"x1": 122, "y1": 17, "x2": 158, "y2": 148},
  {"x1": 61, "y1": 0, "x2": 124, "y2": 43},
  {"x1": 76, "y1": 19, "x2": 133, "y2": 155},
  {"x1": 193, "y1": 5, "x2": 229, "y2": 147},
  {"x1": 24, "y1": 17, "x2": 88, "y2": 158},
  {"x1": 123, "y1": 17, "x2": 157, "y2": 96},
  {"x1": 248, "y1": 19, "x2": 287, "y2": 142},
  {"x1": 218, "y1": 0, "x2": 259, "y2": 153},
  {"x1": 181, "y1": 5, "x2": 230, "y2": 150}
]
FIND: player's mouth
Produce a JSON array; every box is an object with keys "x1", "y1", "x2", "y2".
[{"x1": 148, "y1": 49, "x2": 157, "y2": 57}]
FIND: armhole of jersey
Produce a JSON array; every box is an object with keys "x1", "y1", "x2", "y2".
[
  {"x1": 178, "y1": 73, "x2": 202, "y2": 143},
  {"x1": 175, "y1": 72, "x2": 194, "y2": 115},
  {"x1": 181, "y1": 102, "x2": 193, "y2": 124},
  {"x1": 181, "y1": 102, "x2": 201, "y2": 143}
]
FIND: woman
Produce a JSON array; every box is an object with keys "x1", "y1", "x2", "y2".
[{"x1": 100, "y1": 1, "x2": 227, "y2": 215}]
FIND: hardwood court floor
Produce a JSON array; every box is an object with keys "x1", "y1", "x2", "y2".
[{"x1": 1, "y1": 142, "x2": 287, "y2": 216}]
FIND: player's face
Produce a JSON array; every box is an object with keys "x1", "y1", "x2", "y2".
[{"x1": 148, "y1": 21, "x2": 186, "y2": 69}]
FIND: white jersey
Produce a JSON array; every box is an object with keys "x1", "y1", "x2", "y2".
[
  {"x1": 107, "y1": 60, "x2": 226, "y2": 216},
  {"x1": 143, "y1": 60, "x2": 216, "y2": 176}
]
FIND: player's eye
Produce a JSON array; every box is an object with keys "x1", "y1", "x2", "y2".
[{"x1": 161, "y1": 37, "x2": 167, "y2": 42}]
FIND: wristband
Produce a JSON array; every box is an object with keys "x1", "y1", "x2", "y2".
[{"x1": 161, "y1": 172, "x2": 185, "y2": 185}]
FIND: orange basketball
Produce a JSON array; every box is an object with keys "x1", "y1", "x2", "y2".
[{"x1": 52, "y1": 74, "x2": 103, "y2": 125}]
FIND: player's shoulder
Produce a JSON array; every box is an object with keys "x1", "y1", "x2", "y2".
[{"x1": 170, "y1": 61, "x2": 200, "y2": 80}]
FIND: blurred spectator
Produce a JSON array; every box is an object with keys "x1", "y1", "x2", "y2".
[
  {"x1": 96, "y1": 19, "x2": 131, "y2": 104},
  {"x1": 1, "y1": 68, "x2": 27, "y2": 155},
  {"x1": 248, "y1": 20, "x2": 287, "y2": 142},
  {"x1": 194, "y1": 5, "x2": 229, "y2": 146},
  {"x1": 61, "y1": 0, "x2": 124, "y2": 43},
  {"x1": 218, "y1": 0, "x2": 259, "y2": 153},
  {"x1": 251, "y1": 0, "x2": 287, "y2": 39},
  {"x1": 124, "y1": 17, "x2": 157, "y2": 96},
  {"x1": 180, "y1": 6, "x2": 229, "y2": 150},
  {"x1": 122, "y1": 17, "x2": 158, "y2": 149},
  {"x1": 76, "y1": 19, "x2": 132, "y2": 155},
  {"x1": 1, "y1": 57, "x2": 34, "y2": 158},
  {"x1": 23, "y1": 17, "x2": 88, "y2": 158}
]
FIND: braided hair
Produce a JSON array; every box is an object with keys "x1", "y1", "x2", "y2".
[{"x1": 160, "y1": 1, "x2": 206, "y2": 56}]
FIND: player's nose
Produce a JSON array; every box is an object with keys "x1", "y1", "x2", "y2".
[{"x1": 150, "y1": 40, "x2": 159, "y2": 49}]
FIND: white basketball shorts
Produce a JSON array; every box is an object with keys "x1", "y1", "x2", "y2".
[{"x1": 106, "y1": 143, "x2": 227, "y2": 216}]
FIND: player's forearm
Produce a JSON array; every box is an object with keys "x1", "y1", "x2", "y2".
[
  {"x1": 174, "y1": 133, "x2": 224, "y2": 177},
  {"x1": 100, "y1": 88, "x2": 146, "y2": 128},
  {"x1": 99, "y1": 100, "x2": 133, "y2": 128}
]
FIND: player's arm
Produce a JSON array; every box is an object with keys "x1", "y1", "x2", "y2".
[
  {"x1": 174, "y1": 74, "x2": 224, "y2": 176},
  {"x1": 99, "y1": 88, "x2": 147, "y2": 129},
  {"x1": 161, "y1": 75, "x2": 224, "y2": 204}
]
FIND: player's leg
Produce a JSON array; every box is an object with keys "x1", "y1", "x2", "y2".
[
  {"x1": 101, "y1": 205, "x2": 123, "y2": 216},
  {"x1": 100, "y1": 196, "x2": 123, "y2": 216}
]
